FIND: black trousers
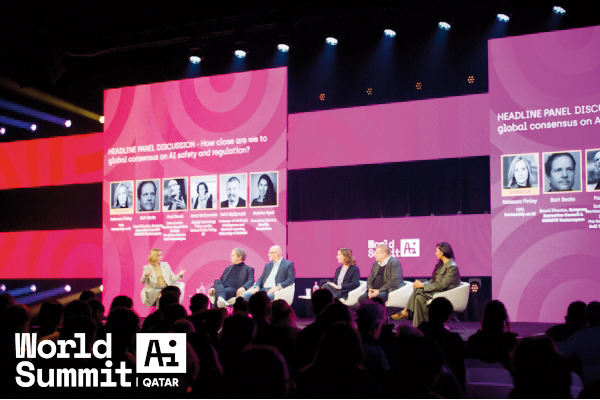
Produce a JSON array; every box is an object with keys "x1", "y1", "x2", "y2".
[
  {"x1": 358, "y1": 290, "x2": 388, "y2": 304},
  {"x1": 213, "y1": 279, "x2": 237, "y2": 305}
]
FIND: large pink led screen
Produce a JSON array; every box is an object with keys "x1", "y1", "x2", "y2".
[
  {"x1": 490, "y1": 27, "x2": 600, "y2": 322},
  {"x1": 288, "y1": 215, "x2": 491, "y2": 279},
  {"x1": 103, "y1": 68, "x2": 287, "y2": 316},
  {"x1": 288, "y1": 93, "x2": 489, "y2": 169}
]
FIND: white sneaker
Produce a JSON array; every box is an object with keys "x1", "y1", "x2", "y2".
[{"x1": 217, "y1": 297, "x2": 228, "y2": 308}]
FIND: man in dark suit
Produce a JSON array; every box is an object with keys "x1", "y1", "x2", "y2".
[
  {"x1": 358, "y1": 244, "x2": 403, "y2": 304},
  {"x1": 208, "y1": 248, "x2": 254, "y2": 308},
  {"x1": 220, "y1": 176, "x2": 247, "y2": 208},
  {"x1": 244, "y1": 245, "x2": 295, "y2": 301}
]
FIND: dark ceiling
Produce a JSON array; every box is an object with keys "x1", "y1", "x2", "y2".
[{"x1": 1, "y1": 0, "x2": 599, "y2": 141}]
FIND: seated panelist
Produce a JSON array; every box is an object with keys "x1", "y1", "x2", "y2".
[
  {"x1": 140, "y1": 248, "x2": 185, "y2": 308},
  {"x1": 208, "y1": 248, "x2": 255, "y2": 308},
  {"x1": 322, "y1": 248, "x2": 360, "y2": 300},
  {"x1": 392, "y1": 242, "x2": 460, "y2": 327},
  {"x1": 358, "y1": 244, "x2": 403, "y2": 304},
  {"x1": 244, "y1": 245, "x2": 295, "y2": 301}
]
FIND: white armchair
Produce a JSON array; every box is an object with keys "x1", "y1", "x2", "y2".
[
  {"x1": 385, "y1": 281, "x2": 414, "y2": 308},
  {"x1": 426, "y1": 281, "x2": 470, "y2": 331},
  {"x1": 274, "y1": 283, "x2": 295, "y2": 305},
  {"x1": 339, "y1": 280, "x2": 367, "y2": 306}
]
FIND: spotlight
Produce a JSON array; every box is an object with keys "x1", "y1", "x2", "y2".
[
  {"x1": 438, "y1": 22, "x2": 451, "y2": 30},
  {"x1": 277, "y1": 43, "x2": 290, "y2": 53},
  {"x1": 416, "y1": 82, "x2": 422, "y2": 90},
  {"x1": 384, "y1": 29, "x2": 396, "y2": 38},
  {"x1": 366, "y1": 88, "x2": 373, "y2": 95},
  {"x1": 0, "y1": 127, "x2": 5, "y2": 135},
  {"x1": 31, "y1": 124, "x2": 37, "y2": 131},
  {"x1": 319, "y1": 93, "x2": 326, "y2": 101},
  {"x1": 99, "y1": 116, "x2": 105, "y2": 124},
  {"x1": 189, "y1": 55, "x2": 202, "y2": 64},
  {"x1": 467, "y1": 75, "x2": 475, "y2": 84},
  {"x1": 234, "y1": 49, "x2": 247, "y2": 59},
  {"x1": 325, "y1": 37, "x2": 338, "y2": 46},
  {"x1": 0, "y1": 284, "x2": 5, "y2": 292},
  {"x1": 497, "y1": 14, "x2": 510, "y2": 22},
  {"x1": 30, "y1": 285, "x2": 37, "y2": 292},
  {"x1": 553, "y1": 6, "x2": 566, "y2": 14},
  {"x1": 99, "y1": 284, "x2": 103, "y2": 292},
  {"x1": 64, "y1": 119, "x2": 71, "y2": 127},
  {"x1": 64, "y1": 285, "x2": 71, "y2": 292}
]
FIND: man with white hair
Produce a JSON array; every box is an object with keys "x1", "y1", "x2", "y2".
[{"x1": 244, "y1": 245, "x2": 295, "y2": 301}]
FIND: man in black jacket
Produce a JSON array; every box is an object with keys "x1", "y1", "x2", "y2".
[{"x1": 209, "y1": 248, "x2": 254, "y2": 307}]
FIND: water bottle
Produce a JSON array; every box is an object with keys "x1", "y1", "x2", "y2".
[{"x1": 312, "y1": 281, "x2": 319, "y2": 293}]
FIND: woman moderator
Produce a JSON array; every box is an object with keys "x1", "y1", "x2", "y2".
[
  {"x1": 113, "y1": 183, "x2": 130, "y2": 208},
  {"x1": 251, "y1": 174, "x2": 277, "y2": 206},
  {"x1": 140, "y1": 248, "x2": 185, "y2": 308},
  {"x1": 506, "y1": 156, "x2": 533, "y2": 189},
  {"x1": 193, "y1": 182, "x2": 214, "y2": 209},
  {"x1": 322, "y1": 248, "x2": 360, "y2": 300},
  {"x1": 392, "y1": 242, "x2": 460, "y2": 327}
]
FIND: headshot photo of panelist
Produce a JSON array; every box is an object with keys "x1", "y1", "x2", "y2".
[
  {"x1": 193, "y1": 182, "x2": 214, "y2": 209},
  {"x1": 221, "y1": 176, "x2": 246, "y2": 208},
  {"x1": 140, "y1": 248, "x2": 185, "y2": 308},
  {"x1": 322, "y1": 248, "x2": 360, "y2": 300},
  {"x1": 251, "y1": 173, "x2": 277, "y2": 207},
  {"x1": 164, "y1": 179, "x2": 187, "y2": 210},
  {"x1": 112, "y1": 182, "x2": 132, "y2": 209},
  {"x1": 545, "y1": 152, "x2": 577, "y2": 192},
  {"x1": 358, "y1": 244, "x2": 403, "y2": 304},
  {"x1": 208, "y1": 248, "x2": 254, "y2": 308},
  {"x1": 393, "y1": 242, "x2": 460, "y2": 327},
  {"x1": 506, "y1": 156, "x2": 533, "y2": 189},
  {"x1": 591, "y1": 150, "x2": 600, "y2": 190},
  {"x1": 244, "y1": 245, "x2": 294, "y2": 301},
  {"x1": 137, "y1": 180, "x2": 158, "y2": 212}
]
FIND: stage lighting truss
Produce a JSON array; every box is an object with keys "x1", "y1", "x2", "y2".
[
  {"x1": 497, "y1": 14, "x2": 510, "y2": 22},
  {"x1": 438, "y1": 22, "x2": 451, "y2": 30},
  {"x1": 553, "y1": 6, "x2": 566, "y2": 14},
  {"x1": 325, "y1": 37, "x2": 338, "y2": 46}
]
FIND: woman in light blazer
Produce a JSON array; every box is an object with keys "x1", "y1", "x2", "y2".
[
  {"x1": 322, "y1": 248, "x2": 360, "y2": 300},
  {"x1": 140, "y1": 248, "x2": 185, "y2": 308}
]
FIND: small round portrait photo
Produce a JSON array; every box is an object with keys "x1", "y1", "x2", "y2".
[
  {"x1": 136, "y1": 179, "x2": 160, "y2": 213},
  {"x1": 190, "y1": 175, "x2": 217, "y2": 210},
  {"x1": 163, "y1": 177, "x2": 189, "y2": 211},
  {"x1": 501, "y1": 153, "x2": 539, "y2": 196},
  {"x1": 250, "y1": 172, "x2": 278, "y2": 207},
  {"x1": 585, "y1": 149, "x2": 600, "y2": 191},
  {"x1": 220, "y1": 174, "x2": 247, "y2": 208},
  {"x1": 542, "y1": 151, "x2": 582, "y2": 194},
  {"x1": 110, "y1": 181, "x2": 134, "y2": 214}
]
